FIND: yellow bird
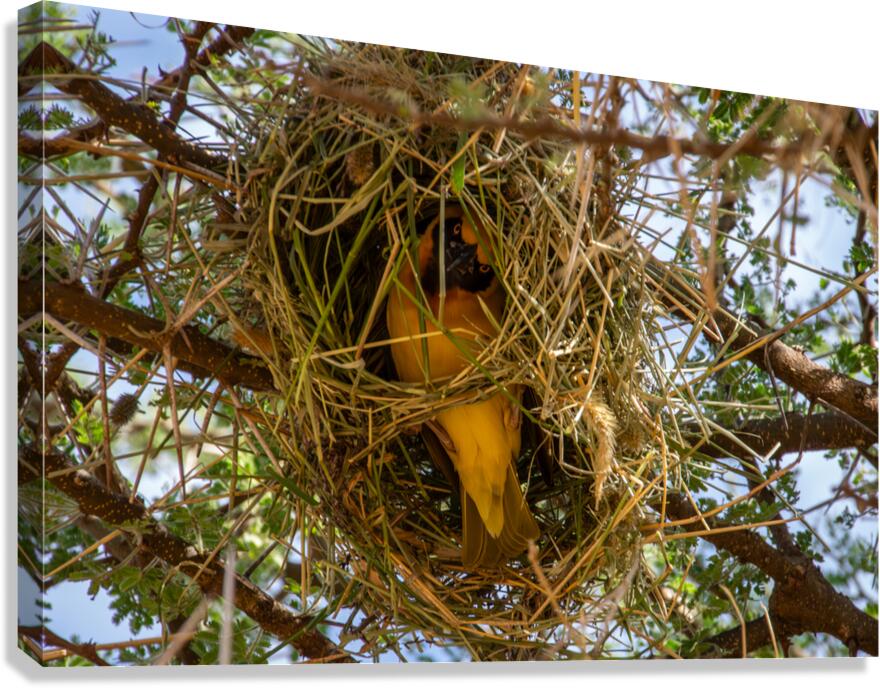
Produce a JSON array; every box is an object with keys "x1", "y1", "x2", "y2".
[{"x1": 386, "y1": 204, "x2": 539, "y2": 567}]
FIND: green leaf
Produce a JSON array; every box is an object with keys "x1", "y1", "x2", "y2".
[
  {"x1": 115, "y1": 566, "x2": 142, "y2": 593},
  {"x1": 266, "y1": 468, "x2": 318, "y2": 505}
]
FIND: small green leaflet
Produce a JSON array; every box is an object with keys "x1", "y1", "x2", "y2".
[{"x1": 266, "y1": 468, "x2": 318, "y2": 505}]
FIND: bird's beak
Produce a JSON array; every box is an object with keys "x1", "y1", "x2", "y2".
[{"x1": 446, "y1": 242, "x2": 477, "y2": 274}]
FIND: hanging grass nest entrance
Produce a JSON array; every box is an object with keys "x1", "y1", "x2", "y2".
[{"x1": 215, "y1": 37, "x2": 702, "y2": 652}]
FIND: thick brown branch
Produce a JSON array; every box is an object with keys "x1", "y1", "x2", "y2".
[
  {"x1": 714, "y1": 313, "x2": 878, "y2": 428},
  {"x1": 19, "y1": 279, "x2": 276, "y2": 392},
  {"x1": 700, "y1": 618, "x2": 774, "y2": 658},
  {"x1": 664, "y1": 493, "x2": 791, "y2": 580},
  {"x1": 19, "y1": 41, "x2": 224, "y2": 170},
  {"x1": 647, "y1": 258, "x2": 877, "y2": 429},
  {"x1": 19, "y1": 25, "x2": 254, "y2": 162},
  {"x1": 694, "y1": 409, "x2": 878, "y2": 553},
  {"x1": 696, "y1": 411, "x2": 877, "y2": 461},
  {"x1": 24, "y1": 447, "x2": 352, "y2": 663},
  {"x1": 664, "y1": 494, "x2": 878, "y2": 656}
]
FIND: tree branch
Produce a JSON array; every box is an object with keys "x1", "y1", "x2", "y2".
[
  {"x1": 18, "y1": 25, "x2": 254, "y2": 162},
  {"x1": 29, "y1": 23, "x2": 232, "y2": 390},
  {"x1": 713, "y1": 312, "x2": 878, "y2": 428},
  {"x1": 19, "y1": 279, "x2": 276, "y2": 392},
  {"x1": 300, "y1": 69, "x2": 817, "y2": 166},
  {"x1": 19, "y1": 41, "x2": 225, "y2": 171},
  {"x1": 663, "y1": 493, "x2": 878, "y2": 656},
  {"x1": 699, "y1": 618, "x2": 774, "y2": 658},
  {"x1": 648, "y1": 201, "x2": 877, "y2": 431},
  {"x1": 23, "y1": 446, "x2": 352, "y2": 663},
  {"x1": 152, "y1": 24, "x2": 255, "y2": 94},
  {"x1": 696, "y1": 411, "x2": 877, "y2": 461},
  {"x1": 693, "y1": 408, "x2": 878, "y2": 553},
  {"x1": 19, "y1": 625, "x2": 111, "y2": 666}
]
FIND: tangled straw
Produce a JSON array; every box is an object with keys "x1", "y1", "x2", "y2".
[{"x1": 205, "y1": 38, "x2": 714, "y2": 656}]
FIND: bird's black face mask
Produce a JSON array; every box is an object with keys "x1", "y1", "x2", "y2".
[{"x1": 422, "y1": 217, "x2": 494, "y2": 294}]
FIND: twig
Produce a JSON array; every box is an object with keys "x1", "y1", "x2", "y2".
[
  {"x1": 663, "y1": 493, "x2": 878, "y2": 656},
  {"x1": 19, "y1": 279, "x2": 276, "y2": 392},
  {"x1": 19, "y1": 625, "x2": 111, "y2": 666},
  {"x1": 299, "y1": 69, "x2": 816, "y2": 166},
  {"x1": 22, "y1": 446, "x2": 354, "y2": 663}
]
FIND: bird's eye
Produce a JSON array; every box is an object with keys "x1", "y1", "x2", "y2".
[
  {"x1": 479, "y1": 264, "x2": 491, "y2": 273},
  {"x1": 452, "y1": 223, "x2": 461, "y2": 235}
]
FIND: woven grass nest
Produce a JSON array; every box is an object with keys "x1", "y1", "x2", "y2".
[{"x1": 214, "y1": 38, "x2": 701, "y2": 649}]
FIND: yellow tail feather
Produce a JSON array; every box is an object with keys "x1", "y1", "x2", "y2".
[
  {"x1": 437, "y1": 396, "x2": 539, "y2": 567},
  {"x1": 462, "y1": 466, "x2": 539, "y2": 568}
]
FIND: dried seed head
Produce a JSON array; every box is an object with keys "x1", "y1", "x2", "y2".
[
  {"x1": 109, "y1": 392, "x2": 140, "y2": 427},
  {"x1": 345, "y1": 145, "x2": 376, "y2": 187}
]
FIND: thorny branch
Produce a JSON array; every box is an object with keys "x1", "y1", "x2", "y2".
[
  {"x1": 712, "y1": 311, "x2": 878, "y2": 429},
  {"x1": 19, "y1": 41, "x2": 226, "y2": 170},
  {"x1": 19, "y1": 625, "x2": 111, "y2": 666},
  {"x1": 696, "y1": 411, "x2": 877, "y2": 463},
  {"x1": 662, "y1": 494, "x2": 878, "y2": 657},
  {"x1": 24, "y1": 24, "x2": 254, "y2": 392},
  {"x1": 19, "y1": 24, "x2": 255, "y2": 160},
  {"x1": 21, "y1": 446, "x2": 353, "y2": 663},
  {"x1": 664, "y1": 124, "x2": 878, "y2": 656},
  {"x1": 19, "y1": 279, "x2": 276, "y2": 392},
  {"x1": 651, "y1": 252, "x2": 878, "y2": 431}
]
